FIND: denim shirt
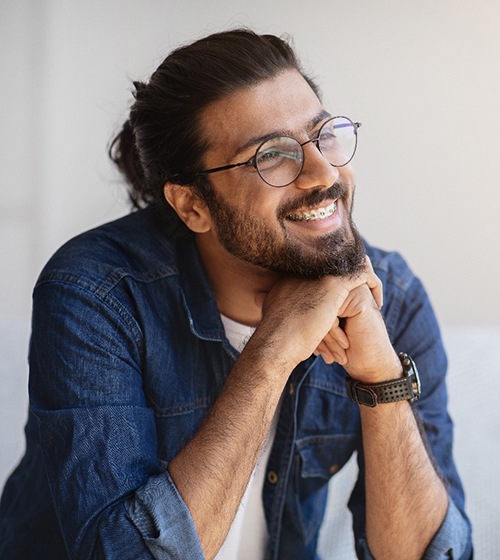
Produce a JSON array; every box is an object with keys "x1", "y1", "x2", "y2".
[{"x1": 0, "y1": 206, "x2": 472, "y2": 559}]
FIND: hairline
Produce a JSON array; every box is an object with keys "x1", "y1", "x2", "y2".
[{"x1": 195, "y1": 72, "x2": 327, "y2": 171}]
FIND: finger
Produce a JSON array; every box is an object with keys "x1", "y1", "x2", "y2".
[
  {"x1": 337, "y1": 284, "x2": 373, "y2": 318},
  {"x1": 364, "y1": 256, "x2": 383, "y2": 309},
  {"x1": 318, "y1": 335, "x2": 348, "y2": 365},
  {"x1": 337, "y1": 288, "x2": 356, "y2": 318},
  {"x1": 314, "y1": 342, "x2": 335, "y2": 364},
  {"x1": 329, "y1": 321, "x2": 349, "y2": 349}
]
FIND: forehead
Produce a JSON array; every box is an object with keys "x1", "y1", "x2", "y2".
[{"x1": 199, "y1": 70, "x2": 324, "y2": 162}]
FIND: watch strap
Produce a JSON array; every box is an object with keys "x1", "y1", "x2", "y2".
[{"x1": 345, "y1": 353, "x2": 421, "y2": 407}]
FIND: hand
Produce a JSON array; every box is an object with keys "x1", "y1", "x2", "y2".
[
  {"x1": 314, "y1": 257, "x2": 384, "y2": 367},
  {"x1": 254, "y1": 259, "x2": 381, "y2": 371},
  {"x1": 314, "y1": 260, "x2": 401, "y2": 383}
]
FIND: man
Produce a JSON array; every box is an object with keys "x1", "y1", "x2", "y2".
[{"x1": 0, "y1": 29, "x2": 471, "y2": 559}]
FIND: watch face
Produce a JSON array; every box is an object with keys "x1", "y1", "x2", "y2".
[
  {"x1": 412, "y1": 369, "x2": 421, "y2": 399},
  {"x1": 403, "y1": 354, "x2": 421, "y2": 401}
]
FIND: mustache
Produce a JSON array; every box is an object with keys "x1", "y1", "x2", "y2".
[{"x1": 278, "y1": 181, "x2": 348, "y2": 218}]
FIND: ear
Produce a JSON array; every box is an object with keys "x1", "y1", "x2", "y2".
[{"x1": 163, "y1": 182, "x2": 211, "y2": 233}]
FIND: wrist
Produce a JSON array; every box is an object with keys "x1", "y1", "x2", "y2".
[
  {"x1": 346, "y1": 353, "x2": 421, "y2": 408},
  {"x1": 346, "y1": 350, "x2": 403, "y2": 384},
  {"x1": 247, "y1": 318, "x2": 314, "y2": 372},
  {"x1": 239, "y1": 332, "x2": 295, "y2": 384}
]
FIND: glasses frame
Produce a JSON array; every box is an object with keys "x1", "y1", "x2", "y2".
[{"x1": 196, "y1": 116, "x2": 361, "y2": 188}]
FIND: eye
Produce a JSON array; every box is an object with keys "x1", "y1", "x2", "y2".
[
  {"x1": 256, "y1": 138, "x2": 302, "y2": 171},
  {"x1": 256, "y1": 148, "x2": 285, "y2": 169},
  {"x1": 318, "y1": 132, "x2": 338, "y2": 150},
  {"x1": 317, "y1": 121, "x2": 337, "y2": 144}
]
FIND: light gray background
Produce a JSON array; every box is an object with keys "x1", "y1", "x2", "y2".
[
  {"x1": 1, "y1": 1, "x2": 499, "y2": 558},
  {"x1": 2, "y1": 0, "x2": 500, "y2": 327}
]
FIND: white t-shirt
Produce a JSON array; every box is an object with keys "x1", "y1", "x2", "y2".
[{"x1": 215, "y1": 315, "x2": 280, "y2": 560}]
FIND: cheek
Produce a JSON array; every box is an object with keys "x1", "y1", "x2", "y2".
[
  {"x1": 234, "y1": 184, "x2": 285, "y2": 219},
  {"x1": 338, "y1": 163, "x2": 355, "y2": 185},
  {"x1": 211, "y1": 170, "x2": 288, "y2": 223}
]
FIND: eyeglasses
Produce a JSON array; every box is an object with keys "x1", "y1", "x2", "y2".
[{"x1": 197, "y1": 116, "x2": 361, "y2": 188}]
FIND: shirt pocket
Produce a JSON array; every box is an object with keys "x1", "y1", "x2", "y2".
[{"x1": 293, "y1": 433, "x2": 358, "y2": 544}]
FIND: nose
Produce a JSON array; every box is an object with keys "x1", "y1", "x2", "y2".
[{"x1": 294, "y1": 141, "x2": 340, "y2": 190}]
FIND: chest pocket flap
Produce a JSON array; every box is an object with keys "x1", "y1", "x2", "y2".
[{"x1": 296, "y1": 433, "x2": 358, "y2": 479}]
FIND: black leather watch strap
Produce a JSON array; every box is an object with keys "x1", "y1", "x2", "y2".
[{"x1": 345, "y1": 353, "x2": 421, "y2": 407}]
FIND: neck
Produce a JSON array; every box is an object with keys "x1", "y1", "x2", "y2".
[{"x1": 196, "y1": 233, "x2": 280, "y2": 327}]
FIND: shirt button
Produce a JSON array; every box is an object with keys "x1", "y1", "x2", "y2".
[
  {"x1": 329, "y1": 464, "x2": 340, "y2": 475},
  {"x1": 267, "y1": 470, "x2": 279, "y2": 484},
  {"x1": 289, "y1": 383, "x2": 295, "y2": 396}
]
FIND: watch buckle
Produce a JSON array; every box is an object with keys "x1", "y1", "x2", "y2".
[{"x1": 347, "y1": 380, "x2": 378, "y2": 407}]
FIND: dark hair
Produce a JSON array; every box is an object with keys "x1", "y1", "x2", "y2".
[{"x1": 109, "y1": 28, "x2": 320, "y2": 211}]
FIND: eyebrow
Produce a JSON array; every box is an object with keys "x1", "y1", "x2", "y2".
[{"x1": 232, "y1": 109, "x2": 332, "y2": 159}]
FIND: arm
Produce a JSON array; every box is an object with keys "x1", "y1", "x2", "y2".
[
  {"x1": 170, "y1": 258, "x2": 471, "y2": 559},
  {"x1": 31, "y1": 267, "x2": 377, "y2": 559},
  {"x1": 360, "y1": 401, "x2": 448, "y2": 559},
  {"x1": 337, "y1": 260, "x2": 472, "y2": 559},
  {"x1": 30, "y1": 279, "x2": 203, "y2": 560},
  {"x1": 340, "y1": 285, "x2": 449, "y2": 559},
  {"x1": 168, "y1": 269, "x2": 381, "y2": 559}
]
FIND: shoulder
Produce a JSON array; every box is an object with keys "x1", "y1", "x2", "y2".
[
  {"x1": 364, "y1": 240, "x2": 416, "y2": 294},
  {"x1": 363, "y1": 240, "x2": 436, "y2": 344},
  {"x1": 36, "y1": 206, "x2": 184, "y2": 293}
]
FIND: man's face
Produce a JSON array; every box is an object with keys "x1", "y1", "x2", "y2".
[{"x1": 196, "y1": 70, "x2": 365, "y2": 279}]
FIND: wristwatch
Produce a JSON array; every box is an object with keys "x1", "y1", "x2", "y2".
[{"x1": 345, "y1": 352, "x2": 421, "y2": 407}]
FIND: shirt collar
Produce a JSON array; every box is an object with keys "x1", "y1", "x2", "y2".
[{"x1": 175, "y1": 235, "x2": 226, "y2": 343}]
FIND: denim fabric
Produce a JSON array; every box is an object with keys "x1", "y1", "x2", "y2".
[{"x1": 0, "y1": 207, "x2": 472, "y2": 559}]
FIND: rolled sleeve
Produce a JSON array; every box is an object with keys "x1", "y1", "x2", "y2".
[
  {"x1": 356, "y1": 499, "x2": 472, "y2": 560},
  {"x1": 350, "y1": 248, "x2": 473, "y2": 559},
  {"x1": 33, "y1": 405, "x2": 205, "y2": 559},
  {"x1": 29, "y1": 277, "x2": 204, "y2": 558},
  {"x1": 424, "y1": 499, "x2": 473, "y2": 559},
  {"x1": 124, "y1": 471, "x2": 204, "y2": 559}
]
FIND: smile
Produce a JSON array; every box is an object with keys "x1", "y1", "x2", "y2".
[{"x1": 287, "y1": 201, "x2": 337, "y2": 222}]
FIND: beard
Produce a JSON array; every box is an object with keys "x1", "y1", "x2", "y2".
[{"x1": 200, "y1": 180, "x2": 366, "y2": 279}]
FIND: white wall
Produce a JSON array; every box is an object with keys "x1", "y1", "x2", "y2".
[
  {"x1": 1, "y1": 3, "x2": 500, "y2": 553},
  {"x1": 2, "y1": 0, "x2": 500, "y2": 329}
]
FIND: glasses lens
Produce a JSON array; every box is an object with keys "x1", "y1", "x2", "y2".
[
  {"x1": 318, "y1": 117, "x2": 358, "y2": 167},
  {"x1": 255, "y1": 137, "x2": 303, "y2": 187}
]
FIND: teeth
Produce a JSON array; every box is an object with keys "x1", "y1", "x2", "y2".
[{"x1": 288, "y1": 201, "x2": 336, "y2": 222}]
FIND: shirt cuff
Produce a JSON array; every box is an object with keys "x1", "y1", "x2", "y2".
[
  {"x1": 124, "y1": 469, "x2": 204, "y2": 560},
  {"x1": 423, "y1": 498, "x2": 472, "y2": 560},
  {"x1": 356, "y1": 499, "x2": 472, "y2": 560}
]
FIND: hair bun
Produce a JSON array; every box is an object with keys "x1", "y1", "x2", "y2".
[{"x1": 132, "y1": 80, "x2": 148, "y2": 100}]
